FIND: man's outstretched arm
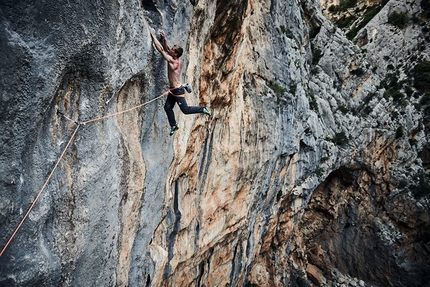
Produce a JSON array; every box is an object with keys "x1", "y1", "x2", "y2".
[
  {"x1": 150, "y1": 28, "x2": 174, "y2": 63},
  {"x1": 160, "y1": 30, "x2": 174, "y2": 55}
]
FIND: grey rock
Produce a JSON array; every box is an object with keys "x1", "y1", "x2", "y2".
[{"x1": 0, "y1": 0, "x2": 429, "y2": 286}]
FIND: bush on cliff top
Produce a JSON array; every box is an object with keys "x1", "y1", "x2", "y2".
[
  {"x1": 327, "y1": 131, "x2": 349, "y2": 146},
  {"x1": 388, "y1": 11, "x2": 409, "y2": 29}
]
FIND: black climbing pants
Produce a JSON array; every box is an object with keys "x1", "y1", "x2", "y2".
[{"x1": 164, "y1": 88, "x2": 204, "y2": 127}]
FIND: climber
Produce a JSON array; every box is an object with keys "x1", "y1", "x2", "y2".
[{"x1": 150, "y1": 28, "x2": 211, "y2": 136}]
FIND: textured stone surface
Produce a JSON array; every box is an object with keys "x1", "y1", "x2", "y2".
[{"x1": 0, "y1": 0, "x2": 429, "y2": 286}]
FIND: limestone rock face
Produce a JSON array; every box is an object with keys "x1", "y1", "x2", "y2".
[{"x1": 0, "y1": 0, "x2": 429, "y2": 286}]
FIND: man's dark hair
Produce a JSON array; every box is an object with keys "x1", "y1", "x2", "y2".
[{"x1": 174, "y1": 46, "x2": 183, "y2": 57}]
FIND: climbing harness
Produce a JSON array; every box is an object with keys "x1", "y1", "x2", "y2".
[
  {"x1": 168, "y1": 82, "x2": 193, "y2": 96},
  {"x1": 0, "y1": 91, "x2": 169, "y2": 257}
]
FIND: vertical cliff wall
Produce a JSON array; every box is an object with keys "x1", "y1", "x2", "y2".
[{"x1": 0, "y1": 0, "x2": 429, "y2": 286}]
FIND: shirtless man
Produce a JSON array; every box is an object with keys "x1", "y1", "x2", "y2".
[{"x1": 150, "y1": 28, "x2": 211, "y2": 136}]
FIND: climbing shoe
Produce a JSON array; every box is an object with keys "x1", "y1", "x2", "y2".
[
  {"x1": 183, "y1": 83, "x2": 192, "y2": 93},
  {"x1": 169, "y1": 125, "x2": 179, "y2": 136},
  {"x1": 203, "y1": 107, "x2": 212, "y2": 117}
]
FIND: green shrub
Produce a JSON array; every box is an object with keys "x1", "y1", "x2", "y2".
[
  {"x1": 391, "y1": 110, "x2": 400, "y2": 120},
  {"x1": 410, "y1": 60, "x2": 430, "y2": 93},
  {"x1": 290, "y1": 82, "x2": 297, "y2": 95},
  {"x1": 351, "y1": 68, "x2": 365, "y2": 76},
  {"x1": 309, "y1": 25, "x2": 321, "y2": 39},
  {"x1": 312, "y1": 48, "x2": 323, "y2": 65},
  {"x1": 405, "y1": 85, "x2": 414, "y2": 97},
  {"x1": 346, "y1": 24, "x2": 360, "y2": 40},
  {"x1": 395, "y1": 127, "x2": 404, "y2": 139},
  {"x1": 424, "y1": 106, "x2": 430, "y2": 117},
  {"x1": 311, "y1": 66, "x2": 320, "y2": 75},
  {"x1": 421, "y1": 0, "x2": 430, "y2": 18},
  {"x1": 385, "y1": 89, "x2": 407, "y2": 105},
  {"x1": 280, "y1": 25, "x2": 286, "y2": 34},
  {"x1": 296, "y1": 277, "x2": 308, "y2": 287},
  {"x1": 411, "y1": 173, "x2": 430, "y2": 198},
  {"x1": 338, "y1": 104, "x2": 350, "y2": 114},
  {"x1": 316, "y1": 167, "x2": 325, "y2": 176},
  {"x1": 420, "y1": 93, "x2": 430, "y2": 105},
  {"x1": 336, "y1": 15, "x2": 357, "y2": 28},
  {"x1": 381, "y1": 72, "x2": 400, "y2": 90},
  {"x1": 308, "y1": 93, "x2": 319, "y2": 111},
  {"x1": 328, "y1": 131, "x2": 349, "y2": 146},
  {"x1": 267, "y1": 81, "x2": 285, "y2": 96},
  {"x1": 333, "y1": 131, "x2": 349, "y2": 145},
  {"x1": 398, "y1": 180, "x2": 408, "y2": 189},
  {"x1": 321, "y1": 156, "x2": 330, "y2": 162},
  {"x1": 388, "y1": 11, "x2": 409, "y2": 29},
  {"x1": 418, "y1": 93, "x2": 430, "y2": 116}
]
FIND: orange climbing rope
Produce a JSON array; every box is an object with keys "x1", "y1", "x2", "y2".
[
  {"x1": 0, "y1": 124, "x2": 80, "y2": 257},
  {"x1": 0, "y1": 92, "x2": 168, "y2": 257},
  {"x1": 82, "y1": 92, "x2": 168, "y2": 125}
]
